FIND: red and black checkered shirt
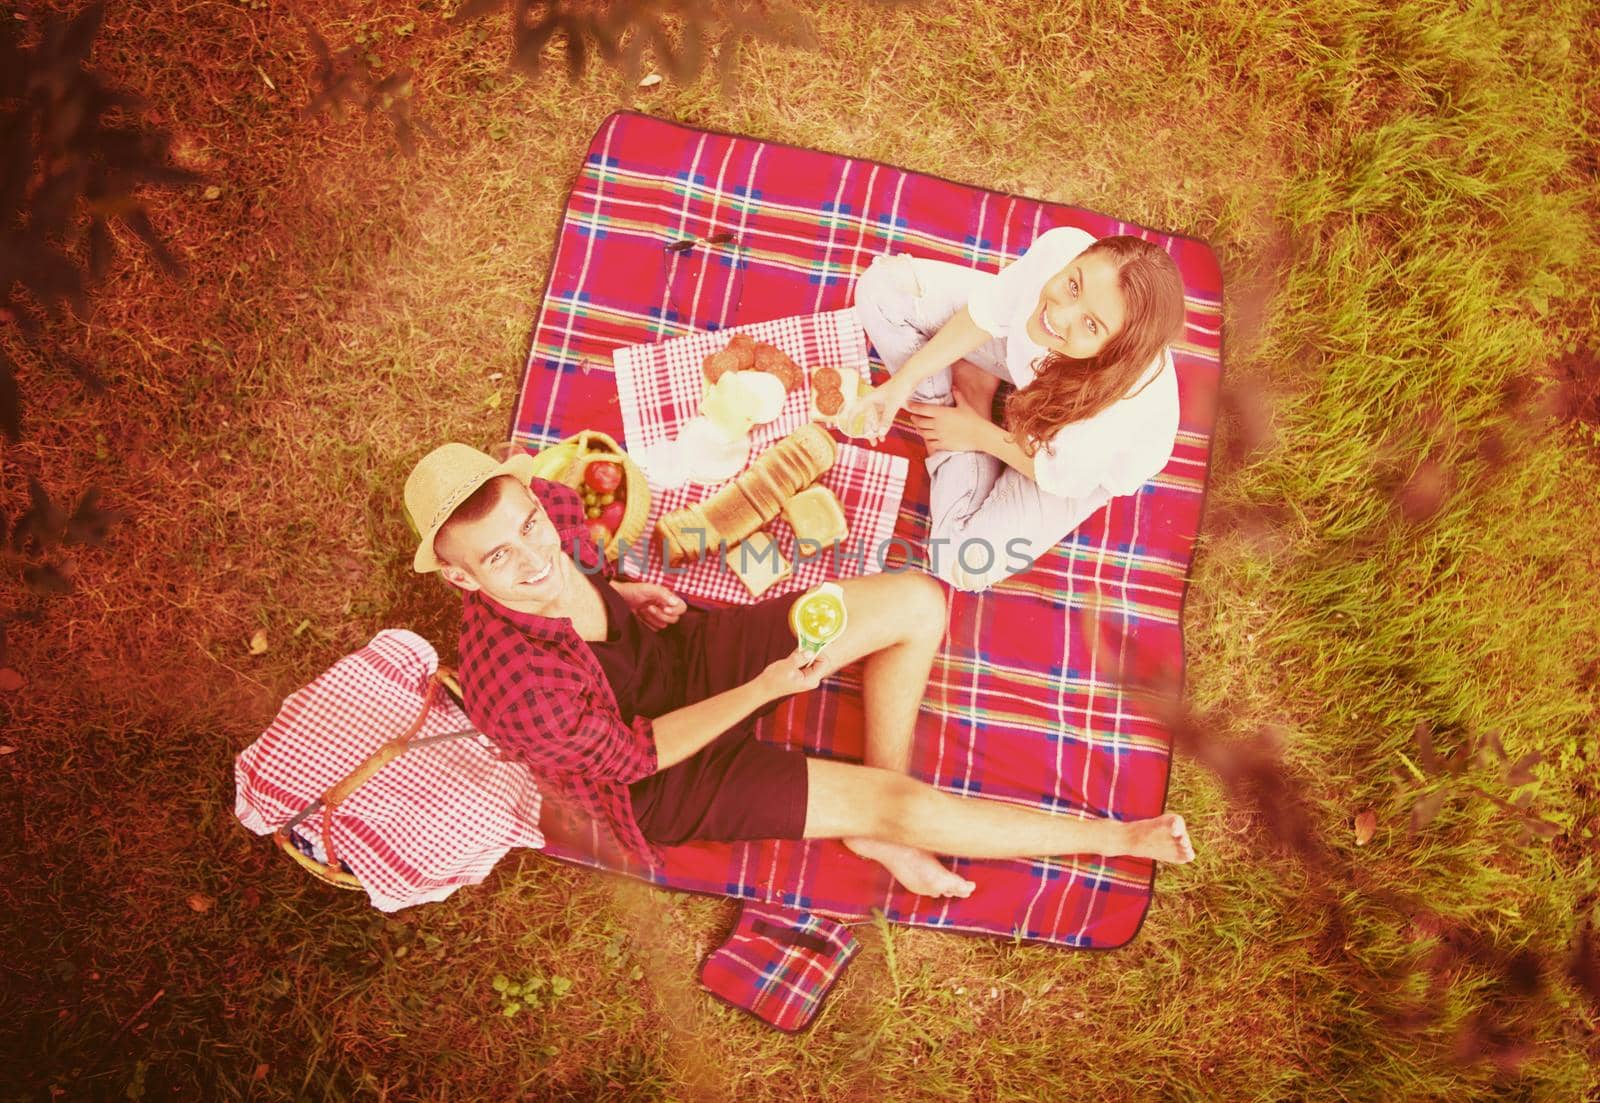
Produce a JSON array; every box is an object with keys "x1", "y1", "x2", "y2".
[{"x1": 455, "y1": 477, "x2": 663, "y2": 867}]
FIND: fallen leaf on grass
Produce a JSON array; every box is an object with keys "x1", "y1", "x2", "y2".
[
  {"x1": 247, "y1": 629, "x2": 269, "y2": 656},
  {"x1": 638, "y1": 73, "x2": 662, "y2": 88},
  {"x1": 1354, "y1": 810, "x2": 1377, "y2": 846},
  {"x1": 1410, "y1": 789, "x2": 1447, "y2": 833},
  {"x1": 0, "y1": 746, "x2": 16, "y2": 755},
  {"x1": 203, "y1": 185, "x2": 222, "y2": 200},
  {"x1": 187, "y1": 893, "x2": 215, "y2": 913},
  {"x1": 252, "y1": 1063, "x2": 269, "y2": 1081},
  {"x1": 1506, "y1": 751, "x2": 1543, "y2": 786},
  {"x1": 1413, "y1": 719, "x2": 1439, "y2": 773},
  {"x1": 0, "y1": 668, "x2": 24, "y2": 692}
]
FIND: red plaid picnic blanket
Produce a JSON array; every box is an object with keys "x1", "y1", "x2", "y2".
[
  {"x1": 510, "y1": 113, "x2": 1223, "y2": 1027},
  {"x1": 612, "y1": 308, "x2": 905, "y2": 604}
]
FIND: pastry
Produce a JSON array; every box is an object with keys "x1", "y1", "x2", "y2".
[
  {"x1": 656, "y1": 424, "x2": 837, "y2": 565},
  {"x1": 781, "y1": 485, "x2": 848, "y2": 547},
  {"x1": 725, "y1": 531, "x2": 792, "y2": 598}
]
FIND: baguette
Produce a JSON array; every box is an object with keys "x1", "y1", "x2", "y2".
[
  {"x1": 702, "y1": 486, "x2": 765, "y2": 543},
  {"x1": 655, "y1": 424, "x2": 837, "y2": 565}
]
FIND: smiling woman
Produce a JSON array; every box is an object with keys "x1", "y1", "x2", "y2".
[
  {"x1": 1007, "y1": 233, "x2": 1187, "y2": 442},
  {"x1": 851, "y1": 227, "x2": 1187, "y2": 590}
]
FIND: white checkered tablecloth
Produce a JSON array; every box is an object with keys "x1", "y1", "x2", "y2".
[
  {"x1": 612, "y1": 310, "x2": 909, "y2": 606},
  {"x1": 234, "y1": 630, "x2": 544, "y2": 912}
]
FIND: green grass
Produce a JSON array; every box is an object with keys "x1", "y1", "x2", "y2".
[{"x1": 1, "y1": 0, "x2": 1597, "y2": 1099}]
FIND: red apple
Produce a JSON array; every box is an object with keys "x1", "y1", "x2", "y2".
[
  {"x1": 598, "y1": 502, "x2": 625, "y2": 533},
  {"x1": 584, "y1": 461, "x2": 623, "y2": 495}
]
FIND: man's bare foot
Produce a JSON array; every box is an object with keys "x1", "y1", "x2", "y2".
[
  {"x1": 845, "y1": 837, "x2": 976, "y2": 898},
  {"x1": 1123, "y1": 813, "x2": 1196, "y2": 864}
]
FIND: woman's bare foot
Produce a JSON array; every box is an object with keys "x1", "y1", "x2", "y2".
[
  {"x1": 845, "y1": 837, "x2": 976, "y2": 898},
  {"x1": 1123, "y1": 813, "x2": 1196, "y2": 864},
  {"x1": 951, "y1": 359, "x2": 1002, "y2": 415}
]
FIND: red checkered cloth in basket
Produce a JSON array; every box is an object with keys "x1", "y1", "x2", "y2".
[
  {"x1": 611, "y1": 309, "x2": 906, "y2": 604},
  {"x1": 508, "y1": 112, "x2": 1223, "y2": 1030},
  {"x1": 234, "y1": 629, "x2": 544, "y2": 912}
]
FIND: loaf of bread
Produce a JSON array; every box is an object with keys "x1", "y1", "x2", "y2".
[{"x1": 657, "y1": 424, "x2": 836, "y2": 565}]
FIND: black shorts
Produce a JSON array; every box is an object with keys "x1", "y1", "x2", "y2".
[{"x1": 610, "y1": 593, "x2": 810, "y2": 846}]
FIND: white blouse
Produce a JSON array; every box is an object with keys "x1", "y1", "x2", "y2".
[{"x1": 965, "y1": 226, "x2": 1179, "y2": 501}]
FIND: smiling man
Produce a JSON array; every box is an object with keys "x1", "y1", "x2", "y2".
[{"x1": 405, "y1": 443, "x2": 1194, "y2": 898}]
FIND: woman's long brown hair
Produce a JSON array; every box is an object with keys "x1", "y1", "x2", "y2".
[{"x1": 1003, "y1": 235, "x2": 1186, "y2": 455}]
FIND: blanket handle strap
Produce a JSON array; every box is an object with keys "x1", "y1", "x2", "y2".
[{"x1": 278, "y1": 667, "x2": 478, "y2": 873}]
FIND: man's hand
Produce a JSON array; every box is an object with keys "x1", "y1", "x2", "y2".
[
  {"x1": 906, "y1": 400, "x2": 994, "y2": 455},
  {"x1": 755, "y1": 647, "x2": 840, "y2": 701},
  {"x1": 612, "y1": 580, "x2": 687, "y2": 630}
]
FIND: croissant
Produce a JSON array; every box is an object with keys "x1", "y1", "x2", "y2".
[{"x1": 657, "y1": 424, "x2": 836, "y2": 566}]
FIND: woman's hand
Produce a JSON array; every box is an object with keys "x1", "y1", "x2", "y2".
[
  {"x1": 906, "y1": 401, "x2": 995, "y2": 455},
  {"x1": 852, "y1": 376, "x2": 915, "y2": 444},
  {"x1": 613, "y1": 580, "x2": 687, "y2": 630},
  {"x1": 754, "y1": 647, "x2": 840, "y2": 701}
]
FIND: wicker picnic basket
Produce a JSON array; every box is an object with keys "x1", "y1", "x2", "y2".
[
  {"x1": 519, "y1": 429, "x2": 650, "y2": 562},
  {"x1": 274, "y1": 668, "x2": 477, "y2": 891}
]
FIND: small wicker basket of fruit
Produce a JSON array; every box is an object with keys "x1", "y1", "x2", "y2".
[{"x1": 522, "y1": 429, "x2": 650, "y2": 561}]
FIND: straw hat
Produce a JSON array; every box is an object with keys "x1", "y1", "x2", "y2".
[{"x1": 404, "y1": 443, "x2": 536, "y2": 573}]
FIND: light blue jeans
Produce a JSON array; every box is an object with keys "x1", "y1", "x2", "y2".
[{"x1": 853, "y1": 253, "x2": 1111, "y2": 591}]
